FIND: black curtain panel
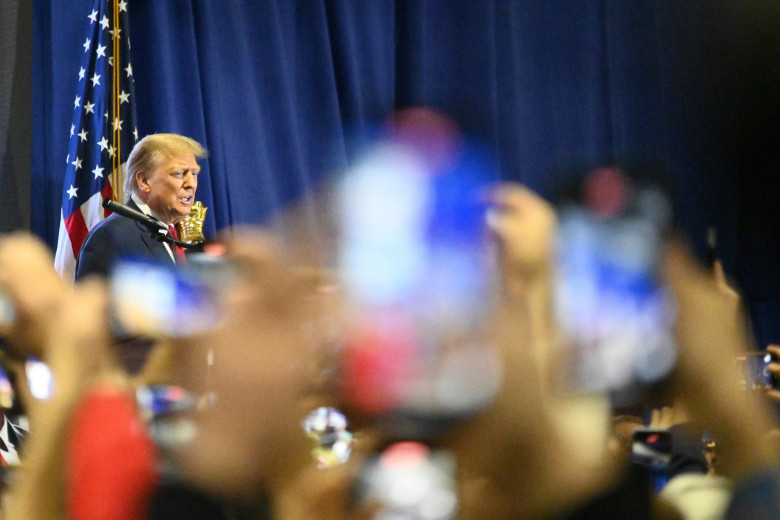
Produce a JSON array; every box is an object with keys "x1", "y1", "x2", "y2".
[{"x1": 0, "y1": 0, "x2": 32, "y2": 233}]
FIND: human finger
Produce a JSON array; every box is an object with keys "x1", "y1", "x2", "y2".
[{"x1": 0, "y1": 233, "x2": 69, "y2": 358}]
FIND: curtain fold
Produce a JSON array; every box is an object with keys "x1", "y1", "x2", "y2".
[{"x1": 0, "y1": 0, "x2": 32, "y2": 233}]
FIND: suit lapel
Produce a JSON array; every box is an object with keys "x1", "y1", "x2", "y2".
[{"x1": 127, "y1": 199, "x2": 174, "y2": 265}]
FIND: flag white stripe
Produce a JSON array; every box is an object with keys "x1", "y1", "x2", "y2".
[{"x1": 53, "y1": 214, "x2": 76, "y2": 282}]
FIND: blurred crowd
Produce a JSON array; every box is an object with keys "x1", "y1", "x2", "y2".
[{"x1": 2, "y1": 124, "x2": 780, "y2": 520}]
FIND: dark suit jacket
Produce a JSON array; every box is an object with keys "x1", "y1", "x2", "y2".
[{"x1": 75, "y1": 199, "x2": 174, "y2": 281}]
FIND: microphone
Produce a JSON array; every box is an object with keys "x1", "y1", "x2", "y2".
[{"x1": 102, "y1": 199, "x2": 167, "y2": 233}]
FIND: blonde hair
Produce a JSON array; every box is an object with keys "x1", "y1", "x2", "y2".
[{"x1": 123, "y1": 133, "x2": 208, "y2": 196}]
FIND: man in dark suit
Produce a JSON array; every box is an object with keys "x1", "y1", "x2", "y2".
[
  {"x1": 73, "y1": 135, "x2": 229, "y2": 518},
  {"x1": 75, "y1": 133, "x2": 207, "y2": 280}
]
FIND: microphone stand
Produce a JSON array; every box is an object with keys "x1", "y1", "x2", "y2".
[{"x1": 149, "y1": 229, "x2": 200, "y2": 249}]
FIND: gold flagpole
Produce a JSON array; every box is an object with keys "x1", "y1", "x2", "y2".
[{"x1": 111, "y1": 0, "x2": 123, "y2": 201}]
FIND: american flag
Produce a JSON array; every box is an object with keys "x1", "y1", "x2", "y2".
[{"x1": 54, "y1": 0, "x2": 138, "y2": 280}]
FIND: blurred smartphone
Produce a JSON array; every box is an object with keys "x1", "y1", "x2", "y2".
[
  {"x1": 109, "y1": 252, "x2": 232, "y2": 338},
  {"x1": 1, "y1": 342, "x2": 53, "y2": 404},
  {"x1": 770, "y1": 352, "x2": 780, "y2": 389},
  {"x1": 335, "y1": 140, "x2": 501, "y2": 435},
  {"x1": 554, "y1": 167, "x2": 676, "y2": 406},
  {"x1": 631, "y1": 429, "x2": 672, "y2": 493},
  {"x1": 736, "y1": 352, "x2": 776, "y2": 391},
  {"x1": 353, "y1": 441, "x2": 457, "y2": 520},
  {"x1": 135, "y1": 384, "x2": 199, "y2": 451},
  {"x1": 631, "y1": 429, "x2": 673, "y2": 469}
]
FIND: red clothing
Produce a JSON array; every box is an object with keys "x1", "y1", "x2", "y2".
[{"x1": 66, "y1": 385, "x2": 159, "y2": 520}]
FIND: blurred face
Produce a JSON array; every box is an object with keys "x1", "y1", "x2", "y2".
[{"x1": 138, "y1": 151, "x2": 200, "y2": 224}]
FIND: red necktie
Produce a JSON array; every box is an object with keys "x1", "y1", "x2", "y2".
[{"x1": 168, "y1": 225, "x2": 186, "y2": 264}]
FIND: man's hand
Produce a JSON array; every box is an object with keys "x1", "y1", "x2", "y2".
[
  {"x1": 0, "y1": 233, "x2": 116, "y2": 520},
  {"x1": 0, "y1": 233, "x2": 70, "y2": 359},
  {"x1": 665, "y1": 240, "x2": 779, "y2": 478},
  {"x1": 485, "y1": 183, "x2": 557, "y2": 287}
]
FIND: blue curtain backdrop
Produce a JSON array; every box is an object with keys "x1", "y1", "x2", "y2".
[
  {"x1": 31, "y1": 1, "x2": 780, "y2": 342},
  {"x1": 32, "y1": 0, "x2": 726, "y2": 242}
]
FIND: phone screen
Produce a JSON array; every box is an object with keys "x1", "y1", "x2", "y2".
[
  {"x1": 736, "y1": 352, "x2": 776, "y2": 391},
  {"x1": 335, "y1": 138, "x2": 501, "y2": 433},
  {"x1": 554, "y1": 167, "x2": 676, "y2": 405},
  {"x1": 109, "y1": 253, "x2": 231, "y2": 338}
]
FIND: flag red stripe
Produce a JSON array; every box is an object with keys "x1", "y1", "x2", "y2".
[{"x1": 64, "y1": 210, "x2": 89, "y2": 258}]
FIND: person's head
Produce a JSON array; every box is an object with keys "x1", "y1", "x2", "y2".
[{"x1": 124, "y1": 134, "x2": 208, "y2": 224}]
